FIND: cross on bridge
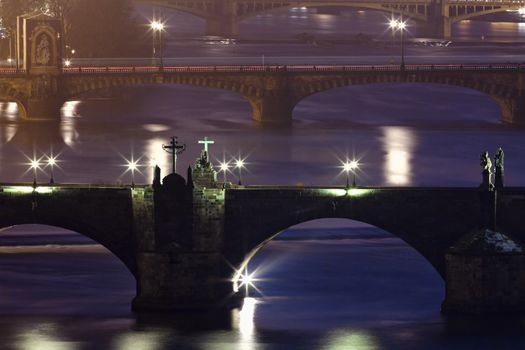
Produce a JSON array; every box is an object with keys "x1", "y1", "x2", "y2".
[{"x1": 198, "y1": 137, "x2": 215, "y2": 161}]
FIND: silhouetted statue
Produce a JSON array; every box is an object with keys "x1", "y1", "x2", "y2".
[
  {"x1": 153, "y1": 165, "x2": 162, "y2": 189},
  {"x1": 494, "y1": 148, "x2": 504, "y2": 189},
  {"x1": 480, "y1": 151, "x2": 493, "y2": 190}
]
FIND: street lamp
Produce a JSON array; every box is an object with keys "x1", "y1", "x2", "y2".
[
  {"x1": 234, "y1": 158, "x2": 246, "y2": 185},
  {"x1": 342, "y1": 159, "x2": 360, "y2": 188},
  {"x1": 150, "y1": 20, "x2": 165, "y2": 70},
  {"x1": 388, "y1": 18, "x2": 398, "y2": 47},
  {"x1": 398, "y1": 18, "x2": 407, "y2": 71},
  {"x1": 388, "y1": 16, "x2": 407, "y2": 71},
  {"x1": 127, "y1": 159, "x2": 139, "y2": 188},
  {"x1": 29, "y1": 158, "x2": 42, "y2": 187},
  {"x1": 218, "y1": 161, "x2": 230, "y2": 188},
  {"x1": 46, "y1": 155, "x2": 58, "y2": 184}
]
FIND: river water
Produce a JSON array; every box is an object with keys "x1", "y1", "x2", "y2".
[{"x1": 1, "y1": 7, "x2": 525, "y2": 349}]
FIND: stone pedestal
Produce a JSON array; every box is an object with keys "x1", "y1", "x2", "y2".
[{"x1": 442, "y1": 228, "x2": 525, "y2": 314}]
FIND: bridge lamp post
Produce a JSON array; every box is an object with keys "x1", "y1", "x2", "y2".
[
  {"x1": 235, "y1": 159, "x2": 246, "y2": 186},
  {"x1": 127, "y1": 160, "x2": 139, "y2": 188},
  {"x1": 398, "y1": 19, "x2": 407, "y2": 71},
  {"x1": 343, "y1": 160, "x2": 360, "y2": 188},
  {"x1": 30, "y1": 158, "x2": 42, "y2": 187},
  {"x1": 150, "y1": 20, "x2": 165, "y2": 70},
  {"x1": 219, "y1": 162, "x2": 230, "y2": 188},
  {"x1": 388, "y1": 18, "x2": 398, "y2": 48},
  {"x1": 46, "y1": 156, "x2": 58, "y2": 184}
]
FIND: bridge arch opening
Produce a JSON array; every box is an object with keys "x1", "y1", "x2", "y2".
[
  {"x1": 294, "y1": 82, "x2": 502, "y2": 126},
  {"x1": 66, "y1": 84, "x2": 253, "y2": 126},
  {"x1": 0, "y1": 98, "x2": 26, "y2": 120},
  {"x1": 0, "y1": 224, "x2": 135, "y2": 314},
  {"x1": 234, "y1": 218, "x2": 443, "y2": 324}
]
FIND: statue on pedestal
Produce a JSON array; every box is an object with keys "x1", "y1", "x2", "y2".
[
  {"x1": 480, "y1": 151, "x2": 493, "y2": 190},
  {"x1": 494, "y1": 148, "x2": 504, "y2": 189}
]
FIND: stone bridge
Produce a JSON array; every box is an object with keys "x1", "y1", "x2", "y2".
[
  {"x1": 136, "y1": 0, "x2": 525, "y2": 39},
  {"x1": 1, "y1": 64, "x2": 525, "y2": 125},
  {"x1": 1, "y1": 172, "x2": 525, "y2": 313}
]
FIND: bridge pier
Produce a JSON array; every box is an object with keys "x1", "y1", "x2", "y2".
[
  {"x1": 25, "y1": 97, "x2": 63, "y2": 120},
  {"x1": 498, "y1": 94, "x2": 525, "y2": 125},
  {"x1": 132, "y1": 158, "x2": 242, "y2": 311},
  {"x1": 249, "y1": 95, "x2": 295, "y2": 126}
]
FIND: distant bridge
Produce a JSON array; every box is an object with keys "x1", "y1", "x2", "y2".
[
  {"x1": 1, "y1": 64, "x2": 524, "y2": 125},
  {"x1": 136, "y1": 0, "x2": 525, "y2": 39}
]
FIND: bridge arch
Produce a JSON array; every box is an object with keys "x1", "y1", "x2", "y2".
[
  {"x1": 0, "y1": 188, "x2": 138, "y2": 277},
  {"x1": 289, "y1": 75, "x2": 518, "y2": 125},
  {"x1": 62, "y1": 74, "x2": 257, "y2": 122},
  {"x1": 292, "y1": 82, "x2": 504, "y2": 125},
  {"x1": 224, "y1": 187, "x2": 481, "y2": 286},
  {"x1": 0, "y1": 84, "x2": 28, "y2": 119},
  {"x1": 231, "y1": 216, "x2": 445, "y2": 294},
  {"x1": 0, "y1": 219, "x2": 136, "y2": 278},
  {"x1": 234, "y1": 3, "x2": 427, "y2": 22}
]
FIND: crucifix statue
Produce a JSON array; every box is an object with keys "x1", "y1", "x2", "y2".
[
  {"x1": 163, "y1": 136, "x2": 186, "y2": 174},
  {"x1": 198, "y1": 137, "x2": 215, "y2": 161}
]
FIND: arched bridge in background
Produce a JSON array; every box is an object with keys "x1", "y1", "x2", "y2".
[
  {"x1": 136, "y1": 0, "x2": 525, "y2": 39},
  {"x1": 1, "y1": 181, "x2": 525, "y2": 313},
  {"x1": 0, "y1": 64, "x2": 524, "y2": 125}
]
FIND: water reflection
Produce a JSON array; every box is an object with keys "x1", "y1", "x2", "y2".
[
  {"x1": 146, "y1": 137, "x2": 170, "y2": 183},
  {"x1": 238, "y1": 298, "x2": 257, "y2": 337},
  {"x1": 114, "y1": 330, "x2": 167, "y2": 350},
  {"x1": 382, "y1": 127, "x2": 416, "y2": 186},
  {"x1": 60, "y1": 101, "x2": 81, "y2": 148},
  {"x1": 18, "y1": 324, "x2": 80, "y2": 350},
  {"x1": 230, "y1": 298, "x2": 259, "y2": 350},
  {"x1": 322, "y1": 329, "x2": 378, "y2": 350},
  {"x1": 0, "y1": 102, "x2": 18, "y2": 144}
]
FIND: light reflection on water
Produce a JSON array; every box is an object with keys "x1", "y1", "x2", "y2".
[
  {"x1": 60, "y1": 101, "x2": 81, "y2": 148},
  {"x1": 322, "y1": 330, "x2": 378, "y2": 350},
  {"x1": 18, "y1": 324, "x2": 80, "y2": 350},
  {"x1": 0, "y1": 102, "x2": 18, "y2": 144},
  {"x1": 382, "y1": 127, "x2": 416, "y2": 186},
  {"x1": 114, "y1": 330, "x2": 167, "y2": 350},
  {"x1": 145, "y1": 137, "x2": 170, "y2": 183}
]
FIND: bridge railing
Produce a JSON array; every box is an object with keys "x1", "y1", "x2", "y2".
[
  {"x1": 1, "y1": 64, "x2": 522, "y2": 77},
  {"x1": 58, "y1": 64, "x2": 524, "y2": 75},
  {"x1": 0, "y1": 68, "x2": 27, "y2": 75}
]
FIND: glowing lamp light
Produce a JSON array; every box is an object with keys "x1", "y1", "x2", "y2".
[
  {"x1": 219, "y1": 162, "x2": 230, "y2": 172},
  {"x1": 45, "y1": 155, "x2": 60, "y2": 184},
  {"x1": 238, "y1": 269, "x2": 259, "y2": 297},
  {"x1": 342, "y1": 159, "x2": 360, "y2": 187},
  {"x1": 127, "y1": 160, "x2": 139, "y2": 172},
  {"x1": 343, "y1": 160, "x2": 359, "y2": 172},
  {"x1": 64, "y1": 59, "x2": 71, "y2": 67},
  {"x1": 121, "y1": 155, "x2": 144, "y2": 188},
  {"x1": 388, "y1": 19, "x2": 399, "y2": 29},
  {"x1": 30, "y1": 159, "x2": 41, "y2": 170},
  {"x1": 150, "y1": 20, "x2": 165, "y2": 31},
  {"x1": 233, "y1": 156, "x2": 247, "y2": 185},
  {"x1": 47, "y1": 157, "x2": 57, "y2": 167},
  {"x1": 235, "y1": 159, "x2": 245, "y2": 169}
]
